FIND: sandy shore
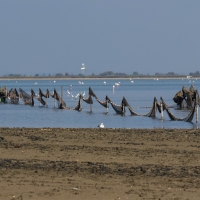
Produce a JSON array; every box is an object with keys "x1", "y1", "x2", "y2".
[{"x1": 0, "y1": 128, "x2": 200, "y2": 200}]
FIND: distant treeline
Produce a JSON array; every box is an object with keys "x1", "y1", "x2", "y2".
[{"x1": 2, "y1": 70, "x2": 200, "y2": 78}]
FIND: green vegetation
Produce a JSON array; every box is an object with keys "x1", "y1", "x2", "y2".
[
  {"x1": 189, "y1": 71, "x2": 200, "y2": 76},
  {"x1": 1, "y1": 71, "x2": 200, "y2": 79}
]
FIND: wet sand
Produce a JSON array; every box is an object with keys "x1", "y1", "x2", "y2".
[{"x1": 0, "y1": 128, "x2": 200, "y2": 200}]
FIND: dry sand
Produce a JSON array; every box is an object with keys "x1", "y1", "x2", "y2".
[{"x1": 0, "y1": 128, "x2": 200, "y2": 200}]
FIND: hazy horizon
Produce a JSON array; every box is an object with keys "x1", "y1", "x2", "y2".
[{"x1": 0, "y1": 1, "x2": 200, "y2": 76}]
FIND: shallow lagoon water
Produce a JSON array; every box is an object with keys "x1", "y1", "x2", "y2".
[{"x1": 0, "y1": 78, "x2": 199, "y2": 129}]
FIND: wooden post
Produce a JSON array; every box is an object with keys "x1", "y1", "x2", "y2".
[
  {"x1": 196, "y1": 104, "x2": 198, "y2": 124},
  {"x1": 54, "y1": 97, "x2": 56, "y2": 108},
  {"x1": 154, "y1": 99, "x2": 157, "y2": 118},
  {"x1": 106, "y1": 101, "x2": 108, "y2": 114},
  {"x1": 80, "y1": 98, "x2": 82, "y2": 111},
  {"x1": 161, "y1": 103, "x2": 163, "y2": 120},
  {"x1": 122, "y1": 104, "x2": 125, "y2": 116},
  {"x1": 46, "y1": 98, "x2": 48, "y2": 107}
]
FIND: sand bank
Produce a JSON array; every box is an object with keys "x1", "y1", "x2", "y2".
[{"x1": 0, "y1": 128, "x2": 200, "y2": 200}]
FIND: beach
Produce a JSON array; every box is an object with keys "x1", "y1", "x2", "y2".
[{"x1": 0, "y1": 128, "x2": 200, "y2": 200}]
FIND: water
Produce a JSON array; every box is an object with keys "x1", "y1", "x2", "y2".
[{"x1": 0, "y1": 78, "x2": 199, "y2": 129}]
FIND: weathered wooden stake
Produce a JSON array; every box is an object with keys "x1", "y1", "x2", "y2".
[
  {"x1": 46, "y1": 98, "x2": 48, "y2": 107},
  {"x1": 161, "y1": 103, "x2": 163, "y2": 120},
  {"x1": 54, "y1": 97, "x2": 56, "y2": 108},
  {"x1": 122, "y1": 104, "x2": 125, "y2": 116},
  {"x1": 196, "y1": 104, "x2": 198, "y2": 123},
  {"x1": 80, "y1": 98, "x2": 82, "y2": 111},
  {"x1": 154, "y1": 99, "x2": 157, "y2": 118},
  {"x1": 106, "y1": 101, "x2": 108, "y2": 114}
]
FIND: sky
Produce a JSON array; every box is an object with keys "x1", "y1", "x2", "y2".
[{"x1": 0, "y1": 1, "x2": 200, "y2": 76}]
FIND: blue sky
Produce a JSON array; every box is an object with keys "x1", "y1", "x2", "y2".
[{"x1": 0, "y1": 1, "x2": 200, "y2": 76}]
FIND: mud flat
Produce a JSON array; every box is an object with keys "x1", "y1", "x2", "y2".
[{"x1": 0, "y1": 128, "x2": 200, "y2": 200}]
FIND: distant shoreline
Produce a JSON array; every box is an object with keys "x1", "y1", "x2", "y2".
[{"x1": 0, "y1": 76, "x2": 198, "y2": 81}]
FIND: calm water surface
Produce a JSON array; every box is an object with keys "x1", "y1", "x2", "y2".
[{"x1": 0, "y1": 78, "x2": 199, "y2": 129}]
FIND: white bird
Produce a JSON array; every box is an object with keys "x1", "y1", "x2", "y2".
[
  {"x1": 78, "y1": 81, "x2": 84, "y2": 84},
  {"x1": 98, "y1": 123, "x2": 104, "y2": 128},
  {"x1": 67, "y1": 90, "x2": 71, "y2": 95},
  {"x1": 103, "y1": 81, "x2": 106, "y2": 84},
  {"x1": 75, "y1": 93, "x2": 80, "y2": 98}
]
